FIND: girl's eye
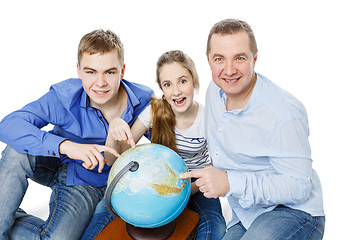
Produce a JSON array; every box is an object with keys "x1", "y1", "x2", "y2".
[
  {"x1": 180, "y1": 79, "x2": 187, "y2": 84},
  {"x1": 163, "y1": 83, "x2": 170, "y2": 88}
]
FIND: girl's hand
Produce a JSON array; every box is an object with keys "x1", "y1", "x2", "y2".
[{"x1": 108, "y1": 118, "x2": 136, "y2": 148}]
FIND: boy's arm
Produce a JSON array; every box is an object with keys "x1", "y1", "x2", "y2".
[
  {"x1": 0, "y1": 90, "x2": 67, "y2": 157},
  {"x1": 59, "y1": 140, "x2": 119, "y2": 173}
]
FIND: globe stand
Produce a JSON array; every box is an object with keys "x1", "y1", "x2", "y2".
[{"x1": 126, "y1": 220, "x2": 176, "y2": 240}]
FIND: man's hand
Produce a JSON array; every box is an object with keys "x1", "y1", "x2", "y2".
[
  {"x1": 59, "y1": 140, "x2": 120, "y2": 173},
  {"x1": 108, "y1": 118, "x2": 135, "y2": 148},
  {"x1": 180, "y1": 166, "x2": 230, "y2": 198}
]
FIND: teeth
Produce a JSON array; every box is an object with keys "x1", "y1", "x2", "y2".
[
  {"x1": 174, "y1": 98, "x2": 185, "y2": 104},
  {"x1": 225, "y1": 79, "x2": 237, "y2": 82}
]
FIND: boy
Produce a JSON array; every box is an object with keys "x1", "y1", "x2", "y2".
[{"x1": 0, "y1": 29, "x2": 153, "y2": 240}]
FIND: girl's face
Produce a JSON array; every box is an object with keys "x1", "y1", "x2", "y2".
[{"x1": 159, "y1": 62, "x2": 195, "y2": 115}]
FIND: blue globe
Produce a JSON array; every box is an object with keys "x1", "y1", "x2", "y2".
[{"x1": 106, "y1": 143, "x2": 191, "y2": 228}]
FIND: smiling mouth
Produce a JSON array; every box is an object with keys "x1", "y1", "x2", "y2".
[
  {"x1": 224, "y1": 77, "x2": 240, "y2": 83},
  {"x1": 93, "y1": 90, "x2": 109, "y2": 95},
  {"x1": 173, "y1": 97, "x2": 186, "y2": 105}
]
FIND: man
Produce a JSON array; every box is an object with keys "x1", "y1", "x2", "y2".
[
  {"x1": 181, "y1": 19, "x2": 325, "y2": 239},
  {"x1": 0, "y1": 29, "x2": 153, "y2": 239}
]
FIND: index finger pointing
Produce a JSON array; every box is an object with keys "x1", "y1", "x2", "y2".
[
  {"x1": 100, "y1": 146, "x2": 120, "y2": 158},
  {"x1": 180, "y1": 170, "x2": 203, "y2": 179}
]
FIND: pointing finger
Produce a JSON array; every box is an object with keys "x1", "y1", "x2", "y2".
[{"x1": 180, "y1": 170, "x2": 203, "y2": 179}]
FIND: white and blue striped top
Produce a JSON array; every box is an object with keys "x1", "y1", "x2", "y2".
[{"x1": 138, "y1": 103, "x2": 212, "y2": 171}]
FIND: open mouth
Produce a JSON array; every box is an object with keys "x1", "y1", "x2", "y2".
[{"x1": 173, "y1": 97, "x2": 186, "y2": 105}]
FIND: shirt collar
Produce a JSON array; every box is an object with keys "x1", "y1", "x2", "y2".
[
  {"x1": 121, "y1": 79, "x2": 140, "y2": 108},
  {"x1": 218, "y1": 72, "x2": 262, "y2": 114},
  {"x1": 79, "y1": 79, "x2": 141, "y2": 109}
]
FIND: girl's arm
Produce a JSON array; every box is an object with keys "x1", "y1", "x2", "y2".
[{"x1": 105, "y1": 117, "x2": 148, "y2": 166}]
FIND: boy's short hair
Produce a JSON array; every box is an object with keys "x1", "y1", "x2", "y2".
[
  {"x1": 77, "y1": 29, "x2": 124, "y2": 65},
  {"x1": 206, "y1": 19, "x2": 258, "y2": 58}
]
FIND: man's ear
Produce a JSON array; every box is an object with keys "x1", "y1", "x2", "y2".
[{"x1": 253, "y1": 54, "x2": 258, "y2": 66}]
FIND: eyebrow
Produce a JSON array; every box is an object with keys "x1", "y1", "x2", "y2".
[
  {"x1": 82, "y1": 67, "x2": 119, "y2": 72},
  {"x1": 178, "y1": 75, "x2": 189, "y2": 80},
  {"x1": 211, "y1": 52, "x2": 249, "y2": 59}
]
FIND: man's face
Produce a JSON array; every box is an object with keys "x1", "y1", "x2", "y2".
[
  {"x1": 77, "y1": 49, "x2": 125, "y2": 109},
  {"x1": 207, "y1": 31, "x2": 257, "y2": 100}
]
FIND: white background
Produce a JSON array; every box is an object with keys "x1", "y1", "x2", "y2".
[{"x1": 0, "y1": 0, "x2": 359, "y2": 239}]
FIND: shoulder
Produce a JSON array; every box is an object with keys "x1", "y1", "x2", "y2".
[
  {"x1": 255, "y1": 74, "x2": 307, "y2": 121},
  {"x1": 122, "y1": 79, "x2": 153, "y2": 98},
  {"x1": 49, "y1": 78, "x2": 83, "y2": 97}
]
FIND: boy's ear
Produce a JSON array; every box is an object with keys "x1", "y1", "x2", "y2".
[
  {"x1": 76, "y1": 62, "x2": 81, "y2": 78},
  {"x1": 120, "y1": 64, "x2": 126, "y2": 79}
]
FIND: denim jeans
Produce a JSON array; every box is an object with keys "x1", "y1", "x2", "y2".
[
  {"x1": 187, "y1": 191, "x2": 226, "y2": 239},
  {"x1": 222, "y1": 205, "x2": 325, "y2": 240},
  {"x1": 0, "y1": 146, "x2": 105, "y2": 240},
  {"x1": 81, "y1": 190, "x2": 226, "y2": 240}
]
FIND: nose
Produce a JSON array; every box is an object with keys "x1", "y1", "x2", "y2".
[
  {"x1": 172, "y1": 84, "x2": 181, "y2": 96},
  {"x1": 224, "y1": 61, "x2": 236, "y2": 76},
  {"x1": 95, "y1": 74, "x2": 107, "y2": 87}
]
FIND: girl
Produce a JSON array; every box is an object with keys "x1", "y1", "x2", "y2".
[{"x1": 82, "y1": 50, "x2": 226, "y2": 239}]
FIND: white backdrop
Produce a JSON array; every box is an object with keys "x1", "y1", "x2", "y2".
[{"x1": 0, "y1": 0, "x2": 359, "y2": 239}]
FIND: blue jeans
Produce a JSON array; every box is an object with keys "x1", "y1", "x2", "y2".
[
  {"x1": 0, "y1": 146, "x2": 105, "y2": 240},
  {"x1": 222, "y1": 205, "x2": 325, "y2": 240},
  {"x1": 187, "y1": 191, "x2": 226, "y2": 239},
  {"x1": 81, "y1": 191, "x2": 226, "y2": 240}
]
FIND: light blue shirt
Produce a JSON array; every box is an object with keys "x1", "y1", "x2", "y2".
[{"x1": 204, "y1": 73, "x2": 324, "y2": 229}]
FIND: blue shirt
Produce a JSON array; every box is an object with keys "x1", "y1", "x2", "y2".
[
  {"x1": 0, "y1": 78, "x2": 153, "y2": 187},
  {"x1": 204, "y1": 73, "x2": 324, "y2": 229}
]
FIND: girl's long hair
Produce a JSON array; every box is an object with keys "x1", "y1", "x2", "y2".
[{"x1": 150, "y1": 50, "x2": 199, "y2": 153}]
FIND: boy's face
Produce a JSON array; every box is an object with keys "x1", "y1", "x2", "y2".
[
  {"x1": 207, "y1": 31, "x2": 257, "y2": 100},
  {"x1": 77, "y1": 50, "x2": 125, "y2": 109}
]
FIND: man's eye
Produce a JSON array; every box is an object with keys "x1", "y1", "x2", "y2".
[
  {"x1": 214, "y1": 57, "x2": 223, "y2": 62},
  {"x1": 86, "y1": 71, "x2": 94, "y2": 74},
  {"x1": 237, "y1": 57, "x2": 245, "y2": 61},
  {"x1": 107, "y1": 71, "x2": 115, "y2": 75}
]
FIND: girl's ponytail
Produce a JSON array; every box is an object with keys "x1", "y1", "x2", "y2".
[{"x1": 150, "y1": 95, "x2": 177, "y2": 152}]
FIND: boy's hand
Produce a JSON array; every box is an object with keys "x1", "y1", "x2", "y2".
[
  {"x1": 180, "y1": 166, "x2": 230, "y2": 198},
  {"x1": 59, "y1": 140, "x2": 120, "y2": 173},
  {"x1": 108, "y1": 118, "x2": 136, "y2": 148}
]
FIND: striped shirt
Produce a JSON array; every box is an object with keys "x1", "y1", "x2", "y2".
[{"x1": 138, "y1": 103, "x2": 211, "y2": 170}]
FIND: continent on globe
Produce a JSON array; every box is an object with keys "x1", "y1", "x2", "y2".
[{"x1": 106, "y1": 143, "x2": 191, "y2": 228}]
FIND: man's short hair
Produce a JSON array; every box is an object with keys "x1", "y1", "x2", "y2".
[
  {"x1": 77, "y1": 29, "x2": 124, "y2": 65},
  {"x1": 206, "y1": 19, "x2": 258, "y2": 58}
]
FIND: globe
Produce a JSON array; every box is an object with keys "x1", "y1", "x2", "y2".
[{"x1": 105, "y1": 143, "x2": 191, "y2": 229}]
